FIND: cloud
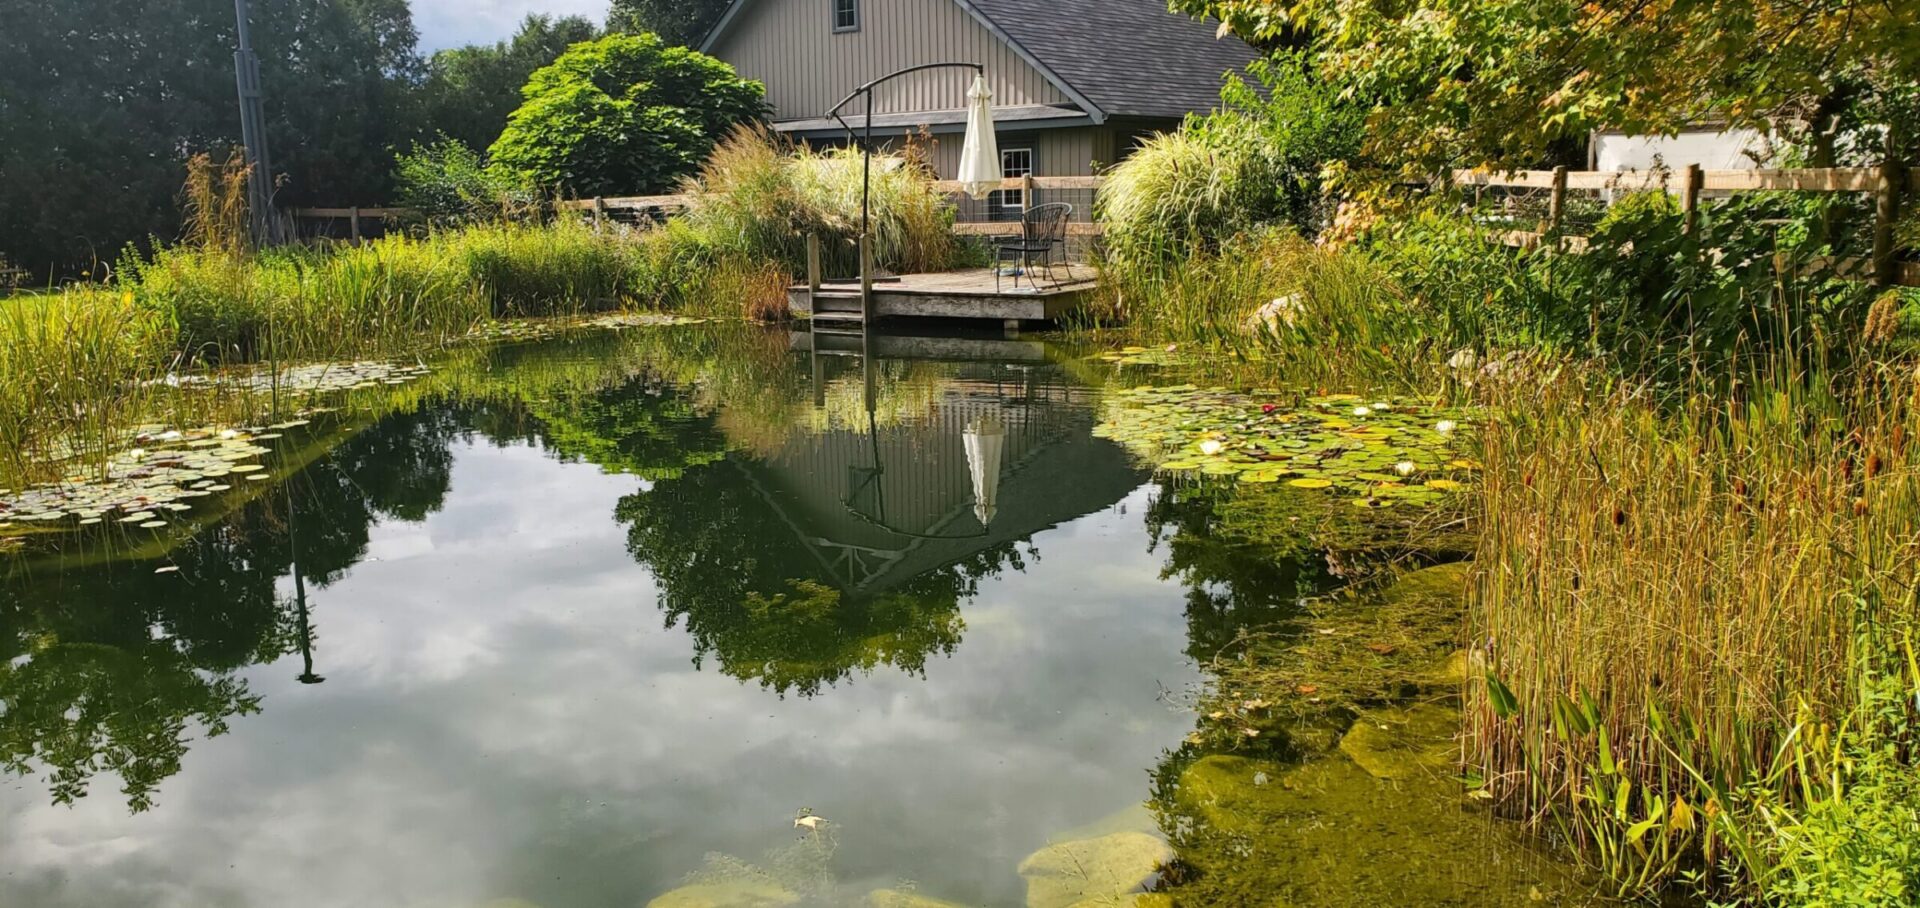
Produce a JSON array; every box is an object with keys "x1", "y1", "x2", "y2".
[{"x1": 412, "y1": 0, "x2": 613, "y2": 52}]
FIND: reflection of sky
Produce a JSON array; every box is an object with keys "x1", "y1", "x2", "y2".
[{"x1": 0, "y1": 439, "x2": 1197, "y2": 908}]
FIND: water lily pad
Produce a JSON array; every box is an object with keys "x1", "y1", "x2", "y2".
[{"x1": 1288, "y1": 478, "x2": 1333, "y2": 489}]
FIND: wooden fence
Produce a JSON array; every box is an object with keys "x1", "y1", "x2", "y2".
[
  {"x1": 293, "y1": 166, "x2": 1915, "y2": 285},
  {"x1": 1455, "y1": 164, "x2": 1918, "y2": 287}
]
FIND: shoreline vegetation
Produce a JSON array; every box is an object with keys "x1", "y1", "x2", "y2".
[{"x1": 6, "y1": 44, "x2": 1920, "y2": 908}]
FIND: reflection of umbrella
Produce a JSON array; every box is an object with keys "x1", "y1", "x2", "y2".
[
  {"x1": 958, "y1": 75, "x2": 1001, "y2": 201},
  {"x1": 965, "y1": 413, "x2": 1006, "y2": 526}
]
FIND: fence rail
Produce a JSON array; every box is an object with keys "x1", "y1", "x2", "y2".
[{"x1": 1456, "y1": 162, "x2": 1914, "y2": 287}]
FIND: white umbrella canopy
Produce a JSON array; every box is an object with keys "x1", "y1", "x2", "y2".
[
  {"x1": 957, "y1": 75, "x2": 1000, "y2": 201},
  {"x1": 964, "y1": 413, "x2": 1006, "y2": 527}
]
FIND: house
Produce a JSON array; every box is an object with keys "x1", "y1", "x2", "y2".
[{"x1": 700, "y1": 0, "x2": 1258, "y2": 218}]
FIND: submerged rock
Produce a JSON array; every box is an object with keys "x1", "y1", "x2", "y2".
[
  {"x1": 1017, "y1": 831, "x2": 1173, "y2": 908},
  {"x1": 1337, "y1": 702, "x2": 1460, "y2": 781},
  {"x1": 865, "y1": 888, "x2": 973, "y2": 908},
  {"x1": 645, "y1": 881, "x2": 800, "y2": 908}
]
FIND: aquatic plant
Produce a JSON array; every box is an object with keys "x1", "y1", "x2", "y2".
[
  {"x1": 1097, "y1": 384, "x2": 1476, "y2": 508},
  {"x1": 1467, "y1": 356, "x2": 1920, "y2": 898}
]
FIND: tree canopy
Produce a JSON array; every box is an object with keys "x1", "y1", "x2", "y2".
[
  {"x1": 417, "y1": 14, "x2": 600, "y2": 152},
  {"x1": 606, "y1": 0, "x2": 734, "y2": 48},
  {"x1": 487, "y1": 33, "x2": 765, "y2": 197},
  {"x1": 1176, "y1": 0, "x2": 1920, "y2": 172}
]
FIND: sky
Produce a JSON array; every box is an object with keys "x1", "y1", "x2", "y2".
[{"x1": 412, "y1": 0, "x2": 613, "y2": 51}]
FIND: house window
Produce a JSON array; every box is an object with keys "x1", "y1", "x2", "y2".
[
  {"x1": 832, "y1": 0, "x2": 860, "y2": 32},
  {"x1": 992, "y1": 147, "x2": 1033, "y2": 214}
]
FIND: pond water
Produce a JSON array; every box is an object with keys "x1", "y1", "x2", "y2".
[{"x1": 0, "y1": 325, "x2": 1598, "y2": 907}]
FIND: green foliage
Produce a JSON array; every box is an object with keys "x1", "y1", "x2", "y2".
[
  {"x1": 487, "y1": 33, "x2": 766, "y2": 197},
  {"x1": 677, "y1": 128, "x2": 963, "y2": 279},
  {"x1": 417, "y1": 14, "x2": 601, "y2": 152},
  {"x1": 606, "y1": 0, "x2": 733, "y2": 47},
  {"x1": 393, "y1": 139, "x2": 534, "y2": 226},
  {"x1": 0, "y1": 0, "x2": 424, "y2": 277},
  {"x1": 1175, "y1": 0, "x2": 1920, "y2": 175},
  {"x1": 1098, "y1": 54, "x2": 1363, "y2": 285}
]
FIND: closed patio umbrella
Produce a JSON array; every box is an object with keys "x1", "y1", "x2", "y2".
[
  {"x1": 965, "y1": 413, "x2": 1006, "y2": 527},
  {"x1": 958, "y1": 75, "x2": 1000, "y2": 201}
]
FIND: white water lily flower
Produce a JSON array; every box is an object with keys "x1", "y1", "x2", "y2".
[
  {"x1": 1448, "y1": 349, "x2": 1479, "y2": 371},
  {"x1": 155, "y1": 430, "x2": 184, "y2": 443},
  {"x1": 1436, "y1": 420, "x2": 1458, "y2": 435},
  {"x1": 219, "y1": 429, "x2": 239, "y2": 440},
  {"x1": 1198, "y1": 439, "x2": 1225, "y2": 456},
  {"x1": 1372, "y1": 402, "x2": 1391, "y2": 411},
  {"x1": 1394, "y1": 461, "x2": 1417, "y2": 477},
  {"x1": 1352, "y1": 406, "x2": 1372, "y2": 417},
  {"x1": 127, "y1": 448, "x2": 147, "y2": 461}
]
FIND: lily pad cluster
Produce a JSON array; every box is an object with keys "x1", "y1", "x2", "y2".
[
  {"x1": 0, "y1": 427, "x2": 295, "y2": 536},
  {"x1": 471, "y1": 313, "x2": 709, "y2": 343},
  {"x1": 1090, "y1": 345, "x2": 1203, "y2": 368},
  {"x1": 166, "y1": 361, "x2": 433, "y2": 395},
  {"x1": 1095, "y1": 386, "x2": 1479, "y2": 508}
]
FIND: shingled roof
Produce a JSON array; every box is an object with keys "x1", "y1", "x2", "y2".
[
  {"x1": 701, "y1": 0, "x2": 1258, "y2": 123},
  {"x1": 959, "y1": 0, "x2": 1258, "y2": 120}
]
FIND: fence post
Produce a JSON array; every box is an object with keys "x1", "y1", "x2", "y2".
[
  {"x1": 1547, "y1": 166, "x2": 1569, "y2": 235},
  {"x1": 1682, "y1": 164, "x2": 1704, "y2": 236},
  {"x1": 1022, "y1": 173, "x2": 1036, "y2": 214},
  {"x1": 348, "y1": 206, "x2": 362, "y2": 245},
  {"x1": 592, "y1": 197, "x2": 607, "y2": 233},
  {"x1": 1874, "y1": 133, "x2": 1906, "y2": 289}
]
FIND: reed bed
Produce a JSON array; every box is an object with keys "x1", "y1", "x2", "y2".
[{"x1": 1467, "y1": 356, "x2": 1920, "y2": 897}]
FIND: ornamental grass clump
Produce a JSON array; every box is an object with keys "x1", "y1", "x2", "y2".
[
  {"x1": 1467, "y1": 355, "x2": 1920, "y2": 898},
  {"x1": 677, "y1": 127, "x2": 961, "y2": 280}
]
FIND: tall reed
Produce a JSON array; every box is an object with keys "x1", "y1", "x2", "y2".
[{"x1": 1467, "y1": 354, "x2": 1920, "y2": 896}]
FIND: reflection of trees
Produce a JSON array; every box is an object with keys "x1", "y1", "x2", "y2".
[
  {"x1": 531, "y1": 377, "x2": 734, "y2": 481},
  {"x1": 0, "y1": 409, "x2": 460, "y2": 811},
  {"x1": 1144, "y1": 480, "x2": 1332, "y2": 663},
  {"x1": 617, "y1": 459, "x2": 1028, "y2": 697}
]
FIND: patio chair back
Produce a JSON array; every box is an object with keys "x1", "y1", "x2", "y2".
[{"x1": 1022, "y1": 203, "x2": 1073, "y2": 250}]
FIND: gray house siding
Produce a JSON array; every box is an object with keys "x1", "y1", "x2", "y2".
[{"x1": 709, "y1": 0, "x2": 1069, "y2": 123}]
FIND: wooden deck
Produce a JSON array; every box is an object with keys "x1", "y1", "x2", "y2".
[{"x1": 789, "y1": 265, "x2": 1099, "y2": 324}]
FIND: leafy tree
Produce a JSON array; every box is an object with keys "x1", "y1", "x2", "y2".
[
  {"x1": 1174, "y1": 0, "x2": 1920, "y2": 173},
  {"x1": 487, "y1": 33, "x2": 766, "y2": 197},
  {"x1": 0, "y1": 0, "x2": 423, "y2": 279},
  {"x1": 606, "y1": 0, "x2": 733, "y2": 48},
  {"x1": 417, "y1": 14, "x2": 600, "y2": 153}
]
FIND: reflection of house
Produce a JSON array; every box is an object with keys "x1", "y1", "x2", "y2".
[
  {"x1": 701, "y1": 0, "x2": 1258, "y2": 220},
  {"x1": 740, "y1": 362, "x2": 1144, "y2": 593}
]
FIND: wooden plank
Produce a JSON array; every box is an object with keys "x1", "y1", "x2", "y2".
[
  {"x1": 293, "y1": 207, "x2": 416, "y2": 219},
  {"x1": 1453, "y1": 170, "x2": 1561, "y2": 189},
  {"x1": 1700, "y1": 168, "x2": 1880, "y2": 192},
  {"x1": 953, "y1": 222, "x2": 1104, "y2": 237},
  {"x1": 931, "y1": 176, "x2": 1105, "y2": 193},
  {"x1": 552, "y1": 195, "x2": 689, "y2": 211}
]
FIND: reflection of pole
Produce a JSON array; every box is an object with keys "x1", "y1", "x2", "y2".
[
  {"x1": 233, "y1": 0, "x2": 277, "y2": 245},
  {"x1": 285, "y1": 480, "x2": 324, "y2": 685}
]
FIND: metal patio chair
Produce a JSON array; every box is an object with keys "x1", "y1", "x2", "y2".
[{"x1": 995, "y1": 203, "x2": 1073, "y2": 292}]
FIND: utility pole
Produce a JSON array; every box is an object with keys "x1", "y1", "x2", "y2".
[{"x1": 233, "y1": 0, "x2": 278, "y2": 244}]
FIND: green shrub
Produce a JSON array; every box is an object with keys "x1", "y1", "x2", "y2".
[
  {"x1": 1098, "y1": 53, "x2": 1363, "y2": 289},
  {"x1": 393, "y1": 138, "x2": 535, "y2": 226},
  {"x1": 488, "y1": 33, "x2": 766, "y2": 197}
]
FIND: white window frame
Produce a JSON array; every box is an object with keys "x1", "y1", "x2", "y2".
[
  {"x1": 832, "y1": 0, "x2": 860, "y2": 33},
  {"x1": 994, "y1": 146, "x2": 1033, "y2": 212}
]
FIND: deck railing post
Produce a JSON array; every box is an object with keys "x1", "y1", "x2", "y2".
[
  {"x1": 1874, "y1": 132, "x2": 1906, "y2": 289},
  {"x1": 348, "y1": 206, "x2": 362, "y2": 245},
  {"x1": 592, "y1": 197, "x2": 607, "y2": 233},
  {"x1": 806, "y1": 233, "x2": 822, "y2": 294},
  {"x1": 859, "y1": 232, "x2": 874, "y2": 324}
]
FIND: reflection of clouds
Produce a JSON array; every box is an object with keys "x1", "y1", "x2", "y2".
[{"x1": 0, "y1": 445, "x2": 1198, "y2": 908}]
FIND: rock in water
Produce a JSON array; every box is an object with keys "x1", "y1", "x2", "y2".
[
  {"x1": 1017, "y1": 831, "x2": 1173, "y2": 908},
  {"x1": 1337, "y1": 702, "x2": 1460, "y2": 781},
  {"x1": 865, "y1": 888, "x2": 975, "y2": 908},
  {"x1": 645, "y1": 881, "x2": 800, "y2": 908}
]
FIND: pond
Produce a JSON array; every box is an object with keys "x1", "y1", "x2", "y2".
[{"x1": 0, "y1": 325, "x2": 1599, "y2": 907}]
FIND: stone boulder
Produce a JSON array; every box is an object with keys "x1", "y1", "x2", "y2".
[
  {"x1": 645, "y1": 881, "x2": 800, "y2": 908},
  {"x1": 1017, "y1": 831, "x2": 1173, "y2": 908}
]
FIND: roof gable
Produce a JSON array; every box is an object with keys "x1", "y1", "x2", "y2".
[{"x1": 701, "y1": 0, "x2": 1257, "y2": 122}]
